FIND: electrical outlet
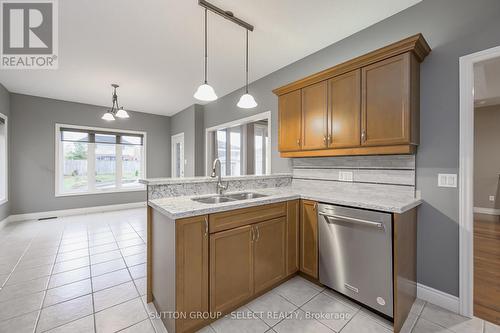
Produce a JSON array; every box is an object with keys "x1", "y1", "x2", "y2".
[
  {"x1": 489, "y1": 195, "x2": 496, "y2": 202},
  {"x1": 339, "y1": 171, "x2": 353, "y2": 182},
  {"x1": 438, "y1": 174, "x2": 457, "y2": 188}
]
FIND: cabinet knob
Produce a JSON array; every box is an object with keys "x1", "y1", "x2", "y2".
[
  {"x1": 296, "y1": 138, "x2": 301, "y2": 146},
  {"x1": 323, "y1": 136, "x2": 327, "y2": 145}
]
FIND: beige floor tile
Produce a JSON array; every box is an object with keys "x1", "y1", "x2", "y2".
[
  {"x1": 0, "y1": 276, "x2": 50, "y2": 301},
  {"x1": 0, "y1": 310, "x2": 40, "y2": 333},
  {"x1": 128, "y1": 263, "x2": 146, "y2": 279},
  {"x1": 0, "y1": 290, "x2": 44, "y2": 321},
  {"x1": 89, "y1": 243, "x2": 118, "y2": 255},
  {"x1": 273, "y1": 309, "x2": 333, "y2": 333},
  {"x1": 90, "y1": 250, "x2": 122, "y2": 265},
  {"x1": 95, "y1": 298, "x2": 148, "y2": 333},
  {"x1": 93, "y1": 281, "x2": 139, "y2": 312},
  {"x1": 400, "y1": 312, "x2": 419, "y2": 333},
  {"x1": 134, "y1": 277, "x2": 146, "y2": 296},
  {"x1": 485, "y1": 321, "x2": 500, "y2": 333},
  {"x1": 36, "y1": 295, "x2": 93, "y2": 332},
  {"x1": 52, "y1": 257, "x2": 89, "y2": 274},
  {"x1": 91, "y1": 258, "x2": 126, "y2": 277},
  {"x1": 211, "y1": 306, "x2": 270, "y2": 333},
  {"x1": 7, "y1": 264, "x2": 53, "y2": 284},
  {"x1": 410, "y1": 298, "x2": 426, "y2": 315},
  {"x1": 55, "y1": 248, "x2": 89, "y2": 263},
  {"x1": 120, "y1": 319, "x2": 155, "y2": 333},
  {"x1": 273, "y1": 276, "x2": 323, "y2": 307},
  {"x1": 92, "y1": 268, "x2": 131, "y2": 292},
  {"x1": 118, "y1": 238, "x2": 144, "y2": 249},
  {"x1": 341, "y1": 312, "x2": 392, "y2": 333},
  {"x1": 421, "y1": 303, "x2": 484, "y2": 333},
  {"x1": 412, "y1": 317, "x2": 454, "y2": 333},
  {"x1": 48, "y1": 266, "x2": 91, "y2": 289},
  {"x1": 246, "y1": 291, "x2": 298, "y2": 326},
  {"x1": 44, "y1": 314, "x2": 94, "y2": 333},
  {"x1": 44, "y1": 279, "x2": 92, "y2": 307},
  {"x1": 120, "y1": 244, "x2": 146, "y2": 257},
  {"x1": 301, "y1": 292, "x2": 358, "y2": 332},
  {"x1": 124, "y1": 253, "x2": 146, "y2": 267},
  {"x1": 18, "y1": 255, "x2": 56, "y2": 269}
]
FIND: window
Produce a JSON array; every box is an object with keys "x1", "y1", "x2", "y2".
[
  {"x1": 56, "y1": 125, "x2": 146, "y2": 196},
  {"x1": 254, "y1": 124, "x2": 268, "y2": 175},
  {"x1": 0, "y1": 114, "x2": 7, "y2": 204},
  {"x1": 215, "y1": 127, "x2": 242, "y2": 176},
  {"x1": 216, "y1": 129, "x2": 227, "y2": 176}
]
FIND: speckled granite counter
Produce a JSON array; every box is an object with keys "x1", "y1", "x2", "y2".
[{"x1": 148, "y1": 183, "x2": 421, "y2": 220}]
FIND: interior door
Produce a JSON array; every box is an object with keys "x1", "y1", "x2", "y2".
[
  {"x1": 302, "y1": 81, "x2": 328, "y2": 150},
  {"x1": 328, "y1": 70, "x2": 361, "y2": 148},
  {"x1": 278, "y1": 90, "x2": 302, "y2": 152},
  {"x1": 300, "y1": 200, "x2": 318, "y2": 279},
  {"x1": 253, "y1": 217, "x2": 287, "y2": 294},
  {"x1": 171, "y1": 133, "x2": 185, "y2": 177},
  {"x1": 361, "y1": 53, "x2": 411, "y2": 146},
  {"x1": 209, "y1": 225, "x2": 254, "y2": 314}
]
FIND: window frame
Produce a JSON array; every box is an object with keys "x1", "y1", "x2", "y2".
[
  {"x1": 55, "y1": 123, "x2": 147, "y2": 197},
  {"x1": 0, "y1": 112, "x2": 8, "y2": 205}
]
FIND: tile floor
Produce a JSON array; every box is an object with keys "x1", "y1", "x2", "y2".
[{"x1": 0, "y1": 208, "x2": 498, "y2": 333}]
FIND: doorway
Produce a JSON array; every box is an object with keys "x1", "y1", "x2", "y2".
[
  {"x1": 171, "y1": 133, "x2": 185, "y2": 178},
  {"x1": 459, "y1": 46, "x2": 500, "y2": 323}
]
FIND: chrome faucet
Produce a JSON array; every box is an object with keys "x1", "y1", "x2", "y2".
[{"x1": 211, "y1": 158, "x2": 228, "y2": 195}]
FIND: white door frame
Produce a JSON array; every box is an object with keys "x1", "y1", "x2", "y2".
[
  {"x1": 458, "y1": 44, "x2": 500, "y2": 318},
  {"x1": 171, "y1": 132, "x2": 185, "y2": 178}
]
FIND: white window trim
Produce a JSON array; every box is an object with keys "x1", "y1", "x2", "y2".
[
  {"x1": 55, "y1": 123, "x2": 147, "y2": 197},
  {"x1": 205, "y1": 111, "x2": 272, "y2": 176},
  {"x1": 171, "y1": 132, "x2": 185, "y2": 178},
  {"x1": 0, "y1": 112, "x2": 8, "y2": 206}
]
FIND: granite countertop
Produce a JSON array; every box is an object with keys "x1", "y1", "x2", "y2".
[
  {"x1": 140, "y1": 173, "x2": 292, "y2": 185},
  {"x1": 148, "y1": 185, "x2": 422, "y2": 220}
]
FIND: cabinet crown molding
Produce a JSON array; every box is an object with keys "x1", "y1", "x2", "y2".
[{"x1": 273, "y1": 34, "x2": 431, "y2": 96}]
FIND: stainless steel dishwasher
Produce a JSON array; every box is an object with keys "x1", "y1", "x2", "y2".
[{"x1": 318, "y1": 203, "x2": 393, "y2": 317}]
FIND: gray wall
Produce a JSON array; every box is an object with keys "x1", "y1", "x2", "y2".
[
  {"x1": 194, "y1": 0, "x2": 500, "y2": 296},
  {"x1": 170, "y1": 104, "x2": 204, "y2": 177},
  {"x1": 9, "y1": 94, "x2": 171, "y2": 215},
  {"x1": 0, "y1": 84, "x2": 10, "y2": 221},
  {"x1": 474, "y1": 105, "x2": 500, "y2": 210}
]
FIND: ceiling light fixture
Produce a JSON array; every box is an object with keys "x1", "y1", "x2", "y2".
[
  {"x1": 101, "y1": 84, "x2": 129, "y2": 121},
  {"x1": 194, "y1": 8, "x2": 218, "y2": 102},
  {"x1": 237, "y1": 29, "x2": 257, "y2": 109}
]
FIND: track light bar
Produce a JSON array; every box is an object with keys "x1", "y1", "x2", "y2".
[{"x1": 198, "y1": 0, "x2": 254, "y2": 31}]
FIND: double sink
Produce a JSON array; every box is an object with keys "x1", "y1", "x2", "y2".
[{"x1": 192, "y1": 192, "x2": 268, "y2": 204}]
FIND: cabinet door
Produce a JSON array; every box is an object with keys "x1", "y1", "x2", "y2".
[
  {"x1": 302, "y1": 81, "x2": 328, "y2": 150},
  {"x1": 300, "y1": 200, "x2": 318, "y2": 279},
  {"x1": 361, "y1": 53, "x2": 411, "y2": 146},
  {"x1": 278, "y1": 90, "x2": 302, "y2": 152},
  {"x1": 176, "y1": 216, "x2": 209, "y2": 333},
  {"x1": 328, "y1": 70, "x2": 361, "y2": 148},
  {"x1": 286, "y1": 200, "x2": 300, "y2": 275},
  {"x1": 210, "y1": 225, "x2": 254, "y2": 314},
  {"x1": 254, "y1": 217, "x2": 287, "y2": 294}
]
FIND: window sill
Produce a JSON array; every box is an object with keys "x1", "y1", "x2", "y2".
[
  {"x1": 0, "y1": 199, "x2": 7, "y2": 206},
  {"x1": 55, "y1": 186, "x2": 146, "y2": 198}
]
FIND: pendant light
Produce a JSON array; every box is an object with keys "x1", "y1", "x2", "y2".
[
  {"x1": 194, "y1": 8, "x2": 218, "y2": 102},
  {"x1": 237, "y1": 29, "x2": 257, "y2": 109},
  {"x1": 101, "y1": 84, "x2": 129, "y2": 121}
]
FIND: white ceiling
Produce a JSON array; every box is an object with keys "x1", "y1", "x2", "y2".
[
  {"x1": 0, "y1": 0, "x2": 421, "y2": 116},
  {"x1": 475, "y1": 56, "x2": 500, "y2": 108}
]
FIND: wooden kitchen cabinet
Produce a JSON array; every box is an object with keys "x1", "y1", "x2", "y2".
[
  {"x1": 301, "y1": 81, "x2": 328, "y2": 150},
  {"x1": 286, "y1": 200, "x2": 300, "y2": 275},
  {"x1": 361, "y1": 53, "x2": 417, "y2": 146},
  {"x1": 300, "y1": 200, "x2": 318, "y2": 279},
  {"x1": 253, "y1": 217, "x2": 287, "y2": 294},
  {"x1": 210, "y1": 225, "x2": 254, "y2": 314},
  {"x1": 175, "y1": 215, "x2": 209, "y2": 333},
  {"x1": 328, "y1": 69, "x2": 361, "y2": 148},
  {"x1": 273, "y1": 34, "x2": 430, "y2": 158},
  {"x1": 278, "y1": 90, "x2": 302, "y2": 151}
]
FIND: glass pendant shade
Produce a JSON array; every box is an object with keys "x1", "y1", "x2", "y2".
[
  {"x1": 102, "y1": 112, "x2": 115, "y2": 121},
  {"x1": 237, "y1": 93, "x2": 257, "y2": 108},
  {"x1": 194, "y1": 83, "x2": 218, "y2": 101},
  {"x1": 115, "y1": 108, "x2": 130, "y2": 118}
]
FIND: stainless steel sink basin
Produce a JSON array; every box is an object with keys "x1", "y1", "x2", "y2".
[
  {"x1": 191, "y1": 196, "x2": 235, "y2": 204},
  {"x1": 191, "y1": 192, "x2": 268, "y2": 204},
  {"x1": 224, "y1": 192, "x2": 268, "y2": 200}
]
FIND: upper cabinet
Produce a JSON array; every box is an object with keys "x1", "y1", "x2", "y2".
[{"x1": 273, "y1": 34, "x2": 430, "y2": 158}]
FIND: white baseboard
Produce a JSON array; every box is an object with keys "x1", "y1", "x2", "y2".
[
  {"x1": 417, "y1": 283, "x2": 459, "y2": 313},
  {"x1": 3, "y1": 202, "x2": 146, "y2": 224},
  {"x1": 473, "y1": 207, "x2": 500, "y2": 215}
]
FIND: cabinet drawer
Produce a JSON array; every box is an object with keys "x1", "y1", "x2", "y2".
[{"x1": 209, "y1": 202, "x2": 287, "y2": 234}]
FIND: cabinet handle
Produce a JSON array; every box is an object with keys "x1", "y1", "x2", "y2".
[
  {"x1": 361, "y1": 130, "x2": 366, "y2": 143},
  {"x1": 256, "y1": 226, "x2": 260, "y2": 242},
  {"x1": 204, "y1": 216, "x2": 208, "y2": 237},
  {"x1": 314, "y1": 202, "x2": 318, "y2": 211},
  {"x1": 296, "y1": 138, "x2": 301, "y2": 146},
  {"x1": 323, "y1": 136, "x2": 327, "y2": 145},
  {"x1": 251, "y1": 227, "x2": 255, "y2": 242},
  {"x1": 327, "y1": 134, "x2": 332, "y2": 145}
]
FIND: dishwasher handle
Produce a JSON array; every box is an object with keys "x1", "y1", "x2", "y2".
[{"x1": 318, "y1": 212, "x2": 384, "y2": 229}]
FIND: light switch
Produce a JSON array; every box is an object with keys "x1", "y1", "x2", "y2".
[
  {"x1": 339, "y1": 171, "x2": 353, "y2": 182},
  {"x1": 438, "y1": 174, "x2": 457, "y2": 188}
]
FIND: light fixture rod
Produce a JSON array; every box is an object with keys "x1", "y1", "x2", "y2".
[
  {"x1": 245, "y1": 29, "x2": 249, "y2": 93},
  {"x1": 198, "y1": 0, "x2": 254, "y2": 31},
  {"x1": 204, "y1": 8, "x2": 208, "y2": 83}
]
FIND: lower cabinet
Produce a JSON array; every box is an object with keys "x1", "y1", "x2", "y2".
[
  {"x1": 286, "y1": 200, "x2": 300, "y2": 275},
  {"x1": 300, "y1": 200, "x2": 319, "y2": 279},
  {"x1": 175, "y1": 215, "x2": 209, "y2": 333},
  {"x1": 209, "y1": 225, "x2": 254, "y2": 314}
]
